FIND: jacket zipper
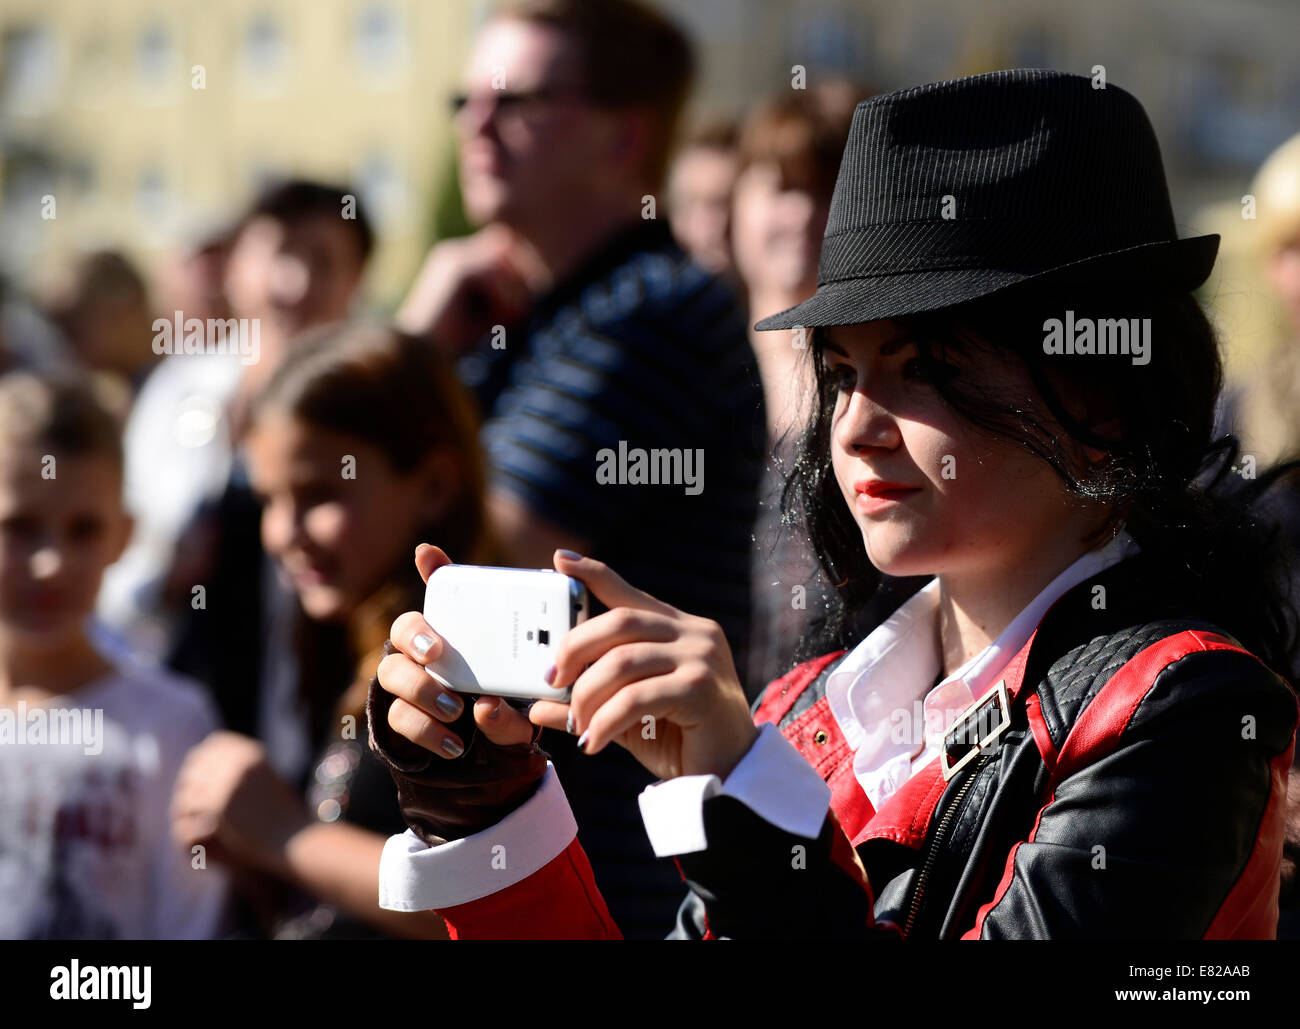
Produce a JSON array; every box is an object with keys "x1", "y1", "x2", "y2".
[{"x1": 901, "y1": 753, "x2": 991, "y2": 938}]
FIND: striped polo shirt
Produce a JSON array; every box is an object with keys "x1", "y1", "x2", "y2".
[{"x1": 458, "y1": 219, "x2": 765, "y2": 667}]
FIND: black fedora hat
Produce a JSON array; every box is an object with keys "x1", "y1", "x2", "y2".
[{"x1": 755, "y1": 68, "x2": 1218, "y2": 331}]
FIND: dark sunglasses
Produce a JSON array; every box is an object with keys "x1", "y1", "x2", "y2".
[{"x1": 448, "y1": 86, "x2": 586, "y2": 118}]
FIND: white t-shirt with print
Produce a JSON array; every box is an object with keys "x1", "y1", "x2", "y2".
[{"x1": 0, "y1": 662, "x2": 229, "y2": 939}]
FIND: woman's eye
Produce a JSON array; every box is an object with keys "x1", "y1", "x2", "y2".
[
  {"x1": 902, "y1": 355, "x2": 958, "y2": 383},
  {"x1": 901, "y1": 357, "x2": 928, "y2": 381},
  {"x1": 827, "y1": 364, "x2": 857, "y2": 392}
]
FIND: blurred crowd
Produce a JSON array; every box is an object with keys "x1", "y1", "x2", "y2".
[{"x1": 1, "y1": 0, "x2": 1299, "y2": 940}]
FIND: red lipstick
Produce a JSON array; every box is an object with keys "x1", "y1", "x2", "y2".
[{"x1": 853, "y1": 478, "x2": 921, "y2": 514}]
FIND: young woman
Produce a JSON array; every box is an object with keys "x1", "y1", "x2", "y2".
[
  {"x1": 367, "y1": 69, "x2": 1300, "y2": 938},
  {"x1": 170, "y1": 322, "x2": 494, "y2": 939}
]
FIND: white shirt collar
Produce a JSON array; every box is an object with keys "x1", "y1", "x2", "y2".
[{"x1": 825, "y1": 530, "x2": 1140, "y2": 810}]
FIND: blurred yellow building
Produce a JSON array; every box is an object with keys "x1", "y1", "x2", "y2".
[
  {"x1": 0, "y1": 0, "x2": 485, "y2": 309},
  {"x1": 2, "y1": 0, "x2": 1298, "y2": 354}
]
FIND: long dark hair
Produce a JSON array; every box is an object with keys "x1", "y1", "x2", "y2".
[{"x1": 782, "y1": 282, "x2": 1300, "y2": 681}]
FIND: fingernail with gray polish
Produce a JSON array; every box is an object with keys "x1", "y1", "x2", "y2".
[
  {"x1": 440, "y1": 735, "x2": 464, "y2": 758},
  {"x1": 577, "y1": 730, "x2": 590, "y2": 751},
  {"x1": 434, "y1": 692, "x2": 462, "y2": 719},
  {"x1": 412, "y1": 633, "x2": 436, "y2": 660}
]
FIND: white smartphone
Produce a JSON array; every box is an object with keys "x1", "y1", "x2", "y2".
[{"x1": 421, "y1": 565, "x2": 589, "y2": 701}]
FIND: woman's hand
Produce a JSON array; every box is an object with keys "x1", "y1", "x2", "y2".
[
  {"x1": 171, "y1": 731, "x2": 313, "y2": 877},
  {"x1": 530, "y1": 551, "x2": 759, "y2": 782},
  {"x1": 370, "y1": 543, "x2": 549, "y2": 844},
  {"x1": 377, "y1": 544, "x2": 540, "y2": 756}
]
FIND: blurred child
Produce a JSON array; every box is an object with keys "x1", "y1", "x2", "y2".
[
  {"x1": 41, "y1": 250, "x2": 159, "y2": 393},
  {"x1": 667, "y1": 120, "x2": 740, "y2": 279},
  {"x1": 0, "y1": 370, "x2": 228, "y2": 938},
  {"x1": 170, "y1": 323, "x2": 492, "y2": 939},
  {"x1": 732, "y1": 79, "x2": 869, "y2": 440},
  {"x1": 103, "y1": 179, "x2": 374, "y2": 676}
]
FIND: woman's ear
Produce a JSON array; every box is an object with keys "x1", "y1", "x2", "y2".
[
  {"x1": 1043, "y1": 366, "x2": 1121, "y2": 466},
  {"x1": 1081, "y1": 416, "x2": 1124, "y2": 465}
]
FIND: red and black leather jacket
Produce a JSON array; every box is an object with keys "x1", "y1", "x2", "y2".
[{"x1": 415, "y1": 555, "x2": 1300, "y2": 939}]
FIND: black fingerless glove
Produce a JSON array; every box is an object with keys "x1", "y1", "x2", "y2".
[{"x1": 366, "y1": 641, "x2": 550, "y2": 846}]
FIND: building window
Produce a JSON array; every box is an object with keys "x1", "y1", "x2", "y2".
[
  {"x1": 354, "y1": 2, "x2": 407, "y2": 79},
  {"x1": 241, "y1": 13, "x2": 290, "y2": 90},
  {"x1": 0, "y1": 24, "x2": 60, "y2": 117},
  {"x1": 135, "y1": 167, "x2": 172, "y2": 227},
  {"x1": 0, "y1": 148, "x2": 57, "y2": 260},
  {"x1": 136, "y1": 23, "x2": 173, "y2": 82}
]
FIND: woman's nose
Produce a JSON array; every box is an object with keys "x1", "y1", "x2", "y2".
[{"x1": 835, "y1": 387, "x2": 901, "y2": 453}]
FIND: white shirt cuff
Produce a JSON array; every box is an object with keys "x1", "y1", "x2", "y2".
[
  {"x1": 637, "y1": 723, "x2": 832, "y2": 857},
  {"x1": 377, "y1": 762, "x2": 576, "y2": 911}
]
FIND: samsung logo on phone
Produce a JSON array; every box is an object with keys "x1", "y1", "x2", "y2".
[{"x1": 595, "y1": 442, "x2": 704, "y2": 495}]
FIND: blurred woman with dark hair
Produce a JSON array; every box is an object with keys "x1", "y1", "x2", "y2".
[
  {"x1": 171, "y1": 323, "x2": 493, "y2": 939},
  {"x1": 734, "y1": 79, "x2": 870, "y2": 442},
  {"x1": 730, "y1": 80, "x2": 907, "y2": 698}
]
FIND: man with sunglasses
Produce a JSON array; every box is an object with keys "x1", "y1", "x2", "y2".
[{"x1": 396, "y1": 0, "x2": 766, "y2": 939}]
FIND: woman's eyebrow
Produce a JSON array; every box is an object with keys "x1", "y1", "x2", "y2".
[
  {"x1": 820, "y1": 335, "x2": 913, "y2": 357},
  {"x1": 878, "y1": 337, "x2": 913, "y2": 356}
]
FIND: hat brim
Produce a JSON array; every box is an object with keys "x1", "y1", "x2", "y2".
[{"x1": 752, "y1": 234, "x2": 1220, "y2": 331}]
